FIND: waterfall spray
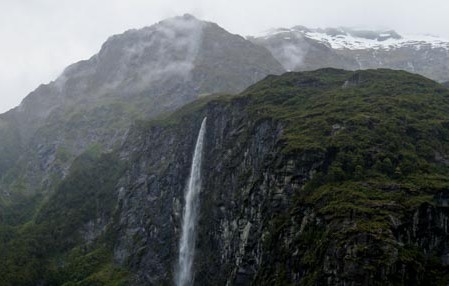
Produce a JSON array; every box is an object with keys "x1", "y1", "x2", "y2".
[{"x1": 176, "y1": 117, "x2": 207, "y2": 286}]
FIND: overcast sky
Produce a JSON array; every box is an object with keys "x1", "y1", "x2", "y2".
[{"x1": 1, "y1": 0, "x2": 448, "y2": 113}]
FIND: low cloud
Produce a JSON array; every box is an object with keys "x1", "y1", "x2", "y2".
[
  {"x1": 56, "y1": 15, "x2": 205, "y2": 98},
  {"x1": 1, "y1": 0, "x2": 449, "y2": 112}
]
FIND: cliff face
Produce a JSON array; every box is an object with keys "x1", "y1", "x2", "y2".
[
  {"x1": 109, "y1": 69, "x2": 449, "y2": 286},
  {"x1": 5, "y1": 69, "x2": 446, "y2": 286},
  {"x1": 112, "y1": 97, "x2": 299, "y2": 285},
  {"x1": 110, "y1": 71, "x2": 448, "y2": 285},
  {"x1": 2, "y1": 69, "x2": 449, "y2": 285},
  {"x1": 111, "y1": 78, "x2": 449, "y2": 285}
]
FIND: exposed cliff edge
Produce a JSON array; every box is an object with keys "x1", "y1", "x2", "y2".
[{"x1": 1, "y1": 69, "x2": 449, "y2": 285}]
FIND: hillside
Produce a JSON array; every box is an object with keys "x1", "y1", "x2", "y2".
[
  {"x1": 1, "y1": 69, "x2": 449, "y2": 285},
  {"x1": 0, "y1": 15, "x2": 284, "y2": 225}
]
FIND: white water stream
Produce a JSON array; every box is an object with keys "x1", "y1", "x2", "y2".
[{"x1": 176, "y1": 117, "x2": 207, "y2": 286}]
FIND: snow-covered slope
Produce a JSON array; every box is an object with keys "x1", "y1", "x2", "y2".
[
  {"x1": 251, "y1": 26, "x2": 449, "y2": 82},
  {"x1": 259, "y1": 27, "x2": 449, "y2": 51}
]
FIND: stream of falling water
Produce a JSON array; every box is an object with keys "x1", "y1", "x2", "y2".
[{"x1": 176, "y1": 117, "x2": 207, "y2": 286}]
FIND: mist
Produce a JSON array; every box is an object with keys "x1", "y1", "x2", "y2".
[{"x1": 1, "y1": 0, "x2": 449, "y2": 112}]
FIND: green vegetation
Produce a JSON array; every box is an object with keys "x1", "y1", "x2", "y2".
[
  {"x1": 0, "y1": 118, "x2": 22, "y2": 179},
  {"x1": 240, "y1": 69, "x2": 449, "y2": 284},
  {"x1": 2, "y1": 68, "x2": 449, "y2": 284},
  {"x1": 129, "y1": 69, "x2": 449, "y2": 284},
  {"x1": 0, "y1": 151, "x2": 129, "y2": 285}
]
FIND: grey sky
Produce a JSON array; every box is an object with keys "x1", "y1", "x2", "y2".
[{"x1": 1, "y1": 0, "x2": 448, "y2": 113}]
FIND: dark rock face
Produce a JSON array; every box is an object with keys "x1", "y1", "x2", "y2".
[
  {"x1": 104, "y1": 101, "x2": 449, "y2": 285},
  {"x1": 2, "y1": 69, "x2": 449, "y2": 285},
  {"x1": 99, "y1": 70, "x2": 449, "y2": 285},
  {"x1": 112, "y1": 98, "x2": 297, "y2": 285}
]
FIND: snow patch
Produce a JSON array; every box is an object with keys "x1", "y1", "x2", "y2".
[
  {"x1": 305, "y1": 32, "x2": 449, "y2": 50},
  {"x1": 259, "y1": 27, "x2": 449, "y2": 51}
]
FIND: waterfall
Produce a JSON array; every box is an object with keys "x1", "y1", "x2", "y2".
[{"x1": 176, "y1": 117, "x2": 207, "y2": 286}]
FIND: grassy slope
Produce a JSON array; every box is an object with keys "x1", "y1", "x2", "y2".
[
  {"x1": 244, "y1": 69, "x2": 449, "y2": 284},
  {"x1": 0, "y1": 149, "x2": 129, "y2": 285}
]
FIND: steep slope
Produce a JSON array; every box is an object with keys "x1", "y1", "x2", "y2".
[
  {"x1": 0, "y1": 15, "x2": 284, "y2": 219},
  {"x1": 0, "y1": 112, "x2": 22, "y2": 178},
  {"x1": 2, "y1": 69, "x2": 449, "y2": 285},
  {"x1": 251, "y1": 26, "x2": 449, "y2": 82}
]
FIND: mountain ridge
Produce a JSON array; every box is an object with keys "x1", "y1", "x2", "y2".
[{"x1": 251, "y1": 25, "x2": 449, "y2": 82}]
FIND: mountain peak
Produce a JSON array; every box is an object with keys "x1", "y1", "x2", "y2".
[
  {"x1": 57, "y1": 14, "x2": 283, "y2": 100},
  {"x1": 8, "y1": 14, "x2": 284, "y2": 147},
  {"x1": 180, "y1": 13, "x2": 198, "y2": 20},
  {"x1": 157, "y1": 13, "x2": 204, "y2": 27}
]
